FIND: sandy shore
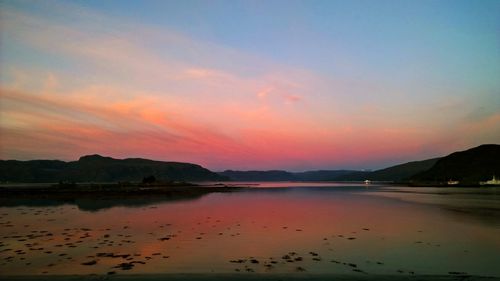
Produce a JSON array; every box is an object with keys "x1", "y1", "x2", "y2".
[{"x1": 3, "y1": 274, "x2": 499, "y2": 281}]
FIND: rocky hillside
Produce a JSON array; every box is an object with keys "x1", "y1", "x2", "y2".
[{"x1": 0, "y1": 154, "x2": 228, "y2": 183}]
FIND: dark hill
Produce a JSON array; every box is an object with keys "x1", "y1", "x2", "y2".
[
  {"x1": 337, "y1": 158, "x2": 440, "y2": 182},
  {"x1": 292, "y1": 170, "x2": 357, "y2": 181},
  {"x1": 218, "y1": 170, "x2": 295, "y2": 181},
  {"x1": 0, "y1": 154, "x2": 227, "y2": 183},
  {"x1": 410, "y1": 144, "x2": 500, "y2": 184},
  {"x1": 218, "y1": 169, "x2": 357, "y2": 181}
]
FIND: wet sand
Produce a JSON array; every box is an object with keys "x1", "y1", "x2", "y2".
[
  {"x1": 1, "y1": 185, "x2": 499, "y2": 279},
  {"x1": 3, "y1": 273, "x2": 500, "y2": 281}
]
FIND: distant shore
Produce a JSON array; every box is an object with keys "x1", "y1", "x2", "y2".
[
  {"x1": 0, "y1": 182, "x2": 242, "y2": 211},
  {"x1": 0, "y1": 181, "x2": 241, "y2": 194}
]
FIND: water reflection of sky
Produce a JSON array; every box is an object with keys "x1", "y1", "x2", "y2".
[{"x1": 0, "y1": 185, "x2": 499, "y2": 277}]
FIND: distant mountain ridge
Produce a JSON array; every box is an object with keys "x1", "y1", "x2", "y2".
[
  {"x1": 336, "y1": 158, "x2": 441, "y2": 182},
  {"x1": 1, "y1": 144, "x2": 498, "y2": 185},
  {"x1": 217, "y1": 170, "x2": 356, "y2": 181},
  {"x1": 293, "y1": 170, "x2": 359, "y2": 181},
  {"x1": 410, "y1": 144, "x2": 500, "y2": 184},
  {"x1": 0, "y1": 154, "x2": 227, "y2": 183},
  {"x1": 218, "y1": 159, "x2": 438, "y2": 182},
  {"x1": 218, "y1": 144, "x2": 499, "y2": 184},
  {"x1": 218, "y1": 170, "x2": 295, "y2": 181}
]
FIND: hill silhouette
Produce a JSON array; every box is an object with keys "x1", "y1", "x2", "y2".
[
  {"x1": 293, "y1": 170, "x2": 359, "y2": 181},
  {"x1": 336, "y1": 158, "x2": 441, "y2": 182},
  {"x1": 0, "y1": 154, "x2": 227, "y2": 183},
  {"x1": 218, "y1": 170, "x2": 295, "y2": 181},
  {"x1": 218, "y1": 144, "x2": 499, "y2": 184},
  {"x1": 220, "y1": 159, "x2": 438, "y2": 182},
  {"x1": 218, "y1": 170, "x2": 356, "y2": 181},
  {"x1": 2, "y1": 144, "x2": 497, "y2": 185},
  {"x1": 410, "y1": 144, "x2": 500, "y2": 185}
]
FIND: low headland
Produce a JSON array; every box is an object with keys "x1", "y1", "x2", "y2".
[
  {"x1": 0, "y1": 178, "x2": 241, "y2": 211},
  {"x1": 0, "y1": 176, "x2": 240, "y2": 198}
]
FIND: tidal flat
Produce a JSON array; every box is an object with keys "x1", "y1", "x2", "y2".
[{"x1": 1, "y1": 183, "x2": 499, "y2": 280}]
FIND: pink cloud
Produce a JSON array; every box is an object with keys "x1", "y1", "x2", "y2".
[
  {"x1": 1, "y1": 3, "x2": 497, "y2": 171},
  {"x1": 284, "y1": 94, "x2": 301, "y2": 103},
  {"x1": 0, "y1": 86, "x2": 420, "y2": 170}
]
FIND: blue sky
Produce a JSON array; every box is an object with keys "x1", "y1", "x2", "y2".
[
  {"x1": 1, "y1": 0, "x2": 499, "y2": 170},
  {"x1": 66, "y1": 0, "x2": 499, "y2": 73}
]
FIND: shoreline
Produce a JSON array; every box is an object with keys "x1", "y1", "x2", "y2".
[
  {"x1": 0, "y1": 182, "x2": 241, "y2": 194},
  {"x1": 0, "y1": 183, "x2": 242, "y2": 211}
]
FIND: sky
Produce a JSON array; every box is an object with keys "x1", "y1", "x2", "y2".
[{"x1": 0, "y1": 0, "x2": 499, "y2": 171}]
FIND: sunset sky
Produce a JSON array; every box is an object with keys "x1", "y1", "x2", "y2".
[{"x1": 1, "y1": 0, "x2": 499, "y2": 171}]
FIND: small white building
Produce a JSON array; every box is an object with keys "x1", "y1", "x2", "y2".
[{"x1": 480, "y1": 176, "x2": 500, "y2": 185}]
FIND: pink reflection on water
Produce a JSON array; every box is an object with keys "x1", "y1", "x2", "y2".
[{"x1": 0, "y1": 187, "x2": 499, "y2": 276}]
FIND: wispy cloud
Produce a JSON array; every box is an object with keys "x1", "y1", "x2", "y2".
[{"x1": 1, "y1": 1, "x2": 498, "y2": 170}]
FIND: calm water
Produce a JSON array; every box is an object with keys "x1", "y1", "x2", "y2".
[{"x1": 1, "y1": 183, "x2": 499, "y2": 277}]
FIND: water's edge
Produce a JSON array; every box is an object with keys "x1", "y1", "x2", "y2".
[{"x1": 3, "y1": 273, "x2": 500, "y2": 281}]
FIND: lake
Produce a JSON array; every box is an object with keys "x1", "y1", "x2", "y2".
[{"x1": 1, "y1": 183, "x2": 499, "y2": 278}]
